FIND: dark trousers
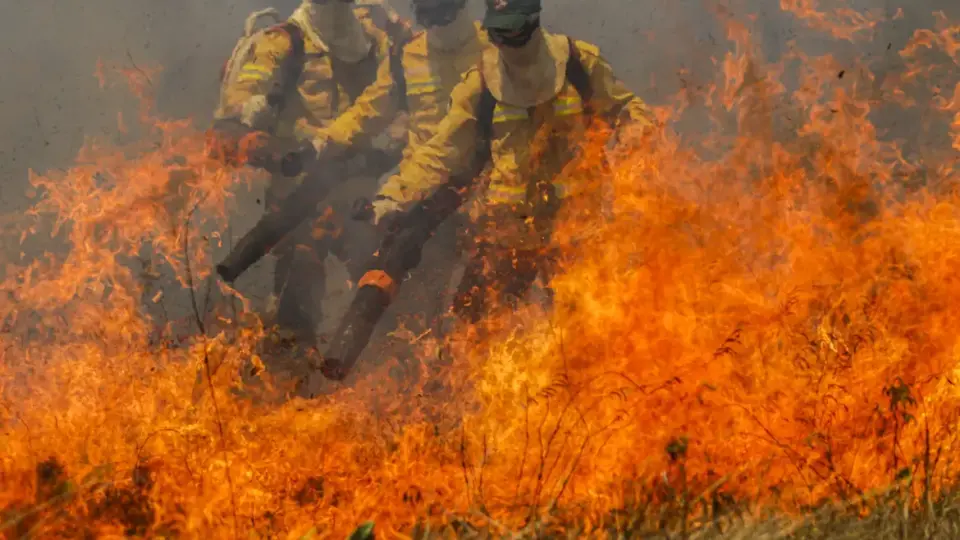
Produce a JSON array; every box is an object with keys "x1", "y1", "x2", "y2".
[
  {"x1": 452, "y1": 242, "x2": 555, "y2": 325},
  {"x1": 266, "y1": 180, "x2": 332, "y2": 348},
  {"x1": 265, "y1": 173, "x2": 379, "y2": 348}
]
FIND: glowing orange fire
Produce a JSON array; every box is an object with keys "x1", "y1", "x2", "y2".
[{"x1": 1, "y1": 4, "x2": 958, "y2": 538}]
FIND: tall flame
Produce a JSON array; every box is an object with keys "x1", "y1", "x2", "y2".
[{"x1": 1, "y1": 3, "x2": 958, "y2": 538}]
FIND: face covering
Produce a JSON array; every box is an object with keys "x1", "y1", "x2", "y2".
[
  {"x1": 414, "y1": 0, "x2": 462, "y2": 27},
  {"x1": 302, "y1": 0, "x2": 372, "y2": 63},
  {"x1": 486, "y1": 13, "x2": 540, "y2": 48},
  {"x1": 425, "y1": 7, "x2": 475, "y2": 52}
]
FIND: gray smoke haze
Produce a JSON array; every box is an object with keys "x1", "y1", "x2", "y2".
[
  {"x1": 0, "y1": 1, "x2": 299, "y2": 215},
  {"x1": 5, "y1": 0, "x2": 955, "y2": 188},
  {"x1": 0, "y1": 0, "x2": 956, "y2": 378}
]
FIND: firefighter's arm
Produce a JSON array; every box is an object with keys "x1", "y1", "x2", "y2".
[
  {"x1": 220, "y1": 30, "x2": 292, "y2": 126},
  {"x1": 374, "y1": 69, "x2": 483, "y2": 215},
  {"x1": 306, "y1": 13, "x2": 405, "y2": 154},
  {"x1": 575, "y1": 41, "x2": 656, "y2": 133},
  {"x1": 320, "y1": 54, "x2": 401, "y2": 151}
]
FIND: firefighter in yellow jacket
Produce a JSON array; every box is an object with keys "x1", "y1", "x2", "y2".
[
  {"x1": 217, "y1": 0, "x2": 407, "y2": 355},
  {"x1": 368, "y1": 0, "x2": 656, "y2": 324},
  {"x1": 313, "y1": 0, "x2": 488, "y2": 161},
  {"x1": 304, "y1": 0, "x2": 489, "y2": 346}
]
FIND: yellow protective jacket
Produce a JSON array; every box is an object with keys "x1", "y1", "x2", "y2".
[
  {"x1": 377, "y1": 32, "x2": 655, "y2": 246},
  {"x1": 218, "y1": 8, "x2": 395, "y2": 141},
  {"x1": 321, "y1": 23, "x2": 488, "y2": 160}
]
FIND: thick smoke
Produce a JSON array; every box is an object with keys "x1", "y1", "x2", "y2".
[{"x1": 0, "y1": 1, "x2": 298, "y2": 218}]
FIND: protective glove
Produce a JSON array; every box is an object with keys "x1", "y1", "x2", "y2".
[
  {"x1": 239, "y1": 95, "x2": 277, "y2": 131},
  {"x1": 346, "y1": 196, "x2": 402, "y2": 234},
  {"x1": 372, "y1": 197, "x2": 402, "y2": 227},
  {"x1": 310, "y1": 134, "x2": 328, "y2": 156}
]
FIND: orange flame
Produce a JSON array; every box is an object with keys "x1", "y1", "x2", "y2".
[{"x1": 1, "y1": 5, "x2": 959, "y2": 538}]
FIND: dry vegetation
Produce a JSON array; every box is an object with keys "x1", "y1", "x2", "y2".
[
  {"x1": 1, "y1": 2, "x2": 959, "y2": 539},
  {"x1": 6, "y1": 451, "x2": 960, "y2": 538}
]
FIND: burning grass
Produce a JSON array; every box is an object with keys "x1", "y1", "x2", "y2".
[{"x1": 1, "y1": 3, "x2": 959, "y2": 539}]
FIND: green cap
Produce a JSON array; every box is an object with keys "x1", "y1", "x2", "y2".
[{"x1": 482, "y1": 0, "x2": 541, "y2": 31}]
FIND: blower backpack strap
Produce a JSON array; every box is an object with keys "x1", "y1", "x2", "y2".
[
  {"x1": 389, "y1": 42, "x2": 411, "y2": 112},
  {"x1": 265, "y1": 22, "x2": 306, "y2": 110},
  {"x1": 377, "y1": 2, "x2": 416, "y2": 113},
  {"x1": 563, "y1": 37, "x2": 594, "y2": 114},
  {"x1": 353, "y1": 0, "x2": 415, "y2": 111}
]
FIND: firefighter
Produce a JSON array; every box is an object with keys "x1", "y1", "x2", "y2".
[
  {"x1": 366, "y1": 0, "x2": 656, "y2": 328},
  {"x1": 217, "y1": 0, "x2": 410, "y2": 359},
  {"x1": 303, "y1": 0, "x2": 489, "y2": 352},
  {"x1": 313, "y1": 0, "x2": 488, "y2": 158}
]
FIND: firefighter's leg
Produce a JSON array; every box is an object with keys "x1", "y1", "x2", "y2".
[
  {"x1": 535, "y1": 248, "x2": 562, "y2": 312},
  {"x1": 452, "y1": 244, "x2": 544, "y2": 324},
  {"x1": 417, "y1": 216, "x2": 464, "y2": 331},
  {"x1": 428, "y1": 245, "x2": 538, "y2": 398},
  {"x1": 264, "y1": 175, "x2": 325, "y2": 351},
  {"x1": 451, "y1": 242, "x2": 493, "y2": 326},
  {"x1": 271, "y1": 220, "x2": 326, "y2": 349},
  {"x1": 496, "y1": 248, "x2": 543, "y2": 312},
  {"x1": 329, "y1": 171, "x2": 382, "y2": 284},
  {"x1": 415, "y1": 240, "x2": 481, "y2": 396}
]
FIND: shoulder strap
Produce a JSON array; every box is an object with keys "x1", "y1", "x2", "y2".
[
  {"x1": 265, "y1": 22, "x2": 306, "y2": 111},
  {"x1": 564, "y1": 37, "x2": 593, "y2": 114},
  {"x1": 352, "y1": 3, "x2": 414, "y2": 109},
  {"x1": 390, "y1": 51, "x2": 409, "y2": 112},
  {"x1": 474, "y1": 70, "x2": 496, "y2": 170},
  {"x1": 382, "y1": 6, "x2": 415, "y2": 46},
  {"x1": 387, "y1": 31, "x2": 417, "y2": 113}
]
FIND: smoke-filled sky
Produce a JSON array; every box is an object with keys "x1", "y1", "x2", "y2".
[
  {"x1": 2, "y1": 0, "x2": 955, "y2": 192},
  {"x1": 0, "y1": 1, "x2": 293, "y2": 211}
]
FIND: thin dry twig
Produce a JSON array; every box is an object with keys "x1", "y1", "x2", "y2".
[{"x1": 182, "y1": 203, "x2": 239, "y2": 538}]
